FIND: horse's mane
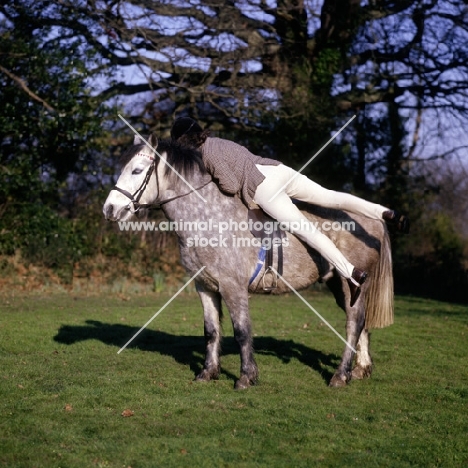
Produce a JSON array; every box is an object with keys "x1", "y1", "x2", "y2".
[{"x1": 120, "y1": 138, "x2": 206, "y2": 183}]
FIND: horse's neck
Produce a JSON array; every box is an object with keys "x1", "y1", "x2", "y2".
[
  {"x1": 162, "y1": 170, "x2": 246, "y2": 227},
  {"x1": 157, "y1": 163, "x2": 206, "y2": 200}
]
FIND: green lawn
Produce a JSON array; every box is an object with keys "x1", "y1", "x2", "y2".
[{"x1": 0, "y1": 289, "x2": 467, "y2": 467}]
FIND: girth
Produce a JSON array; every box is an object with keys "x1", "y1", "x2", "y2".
[{"x1": 248, "y1": 208, "x2": 286, "y2": 291}]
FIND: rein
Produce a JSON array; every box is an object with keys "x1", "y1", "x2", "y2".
[
  {"x1": 112, "y1": 152, "x2": 211, "y2": 212},
  {"x1": 152, "y1": 179, "x2": 212, "y2": 208}
]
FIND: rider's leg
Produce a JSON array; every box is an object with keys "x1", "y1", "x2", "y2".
[
  {"x1": 254, "y1": 165, "x2": 369, "y2": 306},
  {"x1": 254, "y1": 170, "x2": 355, "y2": 280},
  {"x1": 257, "y1": 164, "x2": 388, "y2": 219},
  {"x1": 256, "y1": 164, "x2": 409, "y2": 233}
]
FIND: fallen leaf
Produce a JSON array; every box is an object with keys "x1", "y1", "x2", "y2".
[
  {"x1": 64, "y1": 404, "x2": 73, "y2": 412},
  {"x1": 121, "y1": 409, "x2": 134, "y2": 417}
]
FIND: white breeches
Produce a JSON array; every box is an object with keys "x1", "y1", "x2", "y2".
[{"x1": 253, "y1": 164, "x2": 387, "y2": 279}]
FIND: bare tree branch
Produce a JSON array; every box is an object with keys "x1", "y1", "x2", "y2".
[{"x1": 0, "y1": 65, "x2": 55, "y2": 112}]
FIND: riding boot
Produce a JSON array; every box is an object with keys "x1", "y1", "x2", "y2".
[
  {"x1": 382, "y1": 210, "x2": 410, "y2": 234},
  {"x1": 347, "y1": 268, "x2": 368, "y2": 307}
]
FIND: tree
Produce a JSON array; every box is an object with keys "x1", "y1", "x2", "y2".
[
  {"x1": 4, "y1": 1, "x2": 467, "y2": 162},
  {"x1": 336, "y1": 0, "x2": 468, "y2": 204},
  {"x1": 0, "y1": 1, "x2": 113, "y2": 198},
  {"x1": 0, "y1": 1, "x2": 113, "y2": 272}
]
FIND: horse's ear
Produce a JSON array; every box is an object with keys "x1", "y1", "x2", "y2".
[
  {"x1": 147, "y1": 133, "x2": 158, "y2": 149},
  {"x1": 133, "y1": 134, "x2": 144, "y2": 145}
]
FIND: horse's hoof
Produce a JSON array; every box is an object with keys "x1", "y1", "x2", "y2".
[
  {"x1": 234, "y1": 375, "x2": 255, "y2": 390},
  {"x1": 351, "y1": 365, "x2": 372, "y2": 380},
  {"x1": 195, "y1": 369, "x2": 218, "y2": 382},
  {"x1": 329, "y1": 373, "x2": 349, "y2": 388},
  {"x1": 195, "y1": 374, "x2": 210, "y2": 382}
]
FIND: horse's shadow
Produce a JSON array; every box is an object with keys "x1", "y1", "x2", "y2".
[{"x1": 53, "y1": 320, "x2": 340, "y2": 385}]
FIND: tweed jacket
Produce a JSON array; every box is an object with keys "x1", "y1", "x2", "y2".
[{"x1": 202, "y1": 137, "x2": 281, "y2": 207}]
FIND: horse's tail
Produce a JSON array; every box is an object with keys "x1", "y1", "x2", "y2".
[{"x1": 365, "y1": 223, "x2": 394, "y2": 329}]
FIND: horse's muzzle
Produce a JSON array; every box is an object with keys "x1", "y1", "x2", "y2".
[{"x1": 103, "y1": 203, "x2": 122, "y2": 221}]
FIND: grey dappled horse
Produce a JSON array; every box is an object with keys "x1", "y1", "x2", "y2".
[{"x1": 103, "y1": 135, "x2": 394, "y2": 389}]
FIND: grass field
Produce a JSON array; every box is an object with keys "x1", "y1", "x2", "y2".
[{"x1": 0, "y1": 289, "x2": 467, "y2": 467}]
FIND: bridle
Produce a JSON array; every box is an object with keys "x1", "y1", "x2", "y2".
[
  {"x1": 111, "y1": 151, "x2": 211, "y2": 212},
  {"x1": 112, "y1": 153, "x2": 156, "y2": 213}
]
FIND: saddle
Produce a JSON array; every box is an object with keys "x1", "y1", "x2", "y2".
[{"x1": 247, "y1": 208, "x2": 286, "y2": 291}]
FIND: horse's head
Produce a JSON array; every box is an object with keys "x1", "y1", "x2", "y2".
[
  {"x1": 103, "y1": 133, "x2": 207, "y2": 221},
  {"x1": 103, "y1": 134, "x2": 165, "y2": 221}
]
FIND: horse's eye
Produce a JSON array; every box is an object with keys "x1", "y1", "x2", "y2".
[{"x1": 132, "y1": 168, "x2": 143, "y2": 175}]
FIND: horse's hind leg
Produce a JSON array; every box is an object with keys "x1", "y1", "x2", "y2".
[
  {"x1": 195, "y1": 287, "x2": 222, "y2": 382},
  {"x1": 329, "y1": 287, "x2": 366, "y2": 387},
  {"x1": 352, "y1": 329, "x2": 373, "y2": 380}
]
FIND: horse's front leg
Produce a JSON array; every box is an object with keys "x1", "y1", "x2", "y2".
[
  {"x1": 329, "y1": 289, "x2": 366, "y2": 387},
  {"x1": 195, "y1": 287, "x2": 222, "y2": 382},
  {"x1": 222, "y1": 287, "x2": 258, "y2": 389}
]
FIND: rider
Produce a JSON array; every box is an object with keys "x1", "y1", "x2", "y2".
[{"x1": 170, "y1": 117, "x2": 409, "y2": 307}]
